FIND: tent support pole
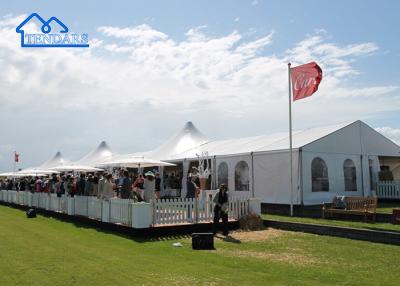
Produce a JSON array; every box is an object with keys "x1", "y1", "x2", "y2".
[
  {"x1": 251, "y1": 152, "x2": 255, "y2": 198},
  {"x1": 288, "y1": 63, "x2": 294, "y2": 217},
  {"x1": 360, "y1": 154, "x2": 365, "y2": 197},
  {"x1": 299, "y1": 148, "x2": 303, "y2": 205},
  {"x1": 213, "y1": 156, "x2": 217, "y2": 190}
]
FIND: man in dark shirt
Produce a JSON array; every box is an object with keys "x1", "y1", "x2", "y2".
[
  {"x1": 77, "y1": 174, "x2": 86, "y2": 196},
  {"x1": 186, "y1": 174, "x2": 198, "y2": 199},
  {"x1": 119, "y1": 170, "x2": 132, "y2": 199}
]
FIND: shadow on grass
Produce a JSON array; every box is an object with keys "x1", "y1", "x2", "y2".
[
  {"x1": 1, "y1": 202, "x2": 238, "y2": 243},
  {"x1": 362, "y1": 226, "x2": 400, "y2": 233},
  {"x1": 215, "y1": 234, "x2": 242, "y2": 244}
]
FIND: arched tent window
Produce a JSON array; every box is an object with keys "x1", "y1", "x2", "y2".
[
  {"x1": 235, "y1": 161, "x2": 249, "y2": 191},
  {"x1": 311, "y1": 157, "x2": 329, "y2": 192},
  {"x1": 343, "y1": 159, "x2": 357, "y2": 192},
  {"x1": 217, "y1": 162, "x2": 228, "y2": 187},
  {"x1": 369, "y1": 159, "x2": 376, "y2": 191}
]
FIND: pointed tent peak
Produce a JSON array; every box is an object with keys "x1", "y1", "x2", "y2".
[
  {"x1": 181, "y1": 121, "x2": 207, "y2": 136},
  {"x1": 146, "y1": 121, "x2": 209, "y2": 160},
  {"x1": 53, "y1": 151, "x2": 63, "y2": 159},
  {"x1": 39, "y1": 151, "x2": 70, "y2": 169},
  {"x1": 183, "y1": 121, "x2": 195, "y2": 130},
  {"x1": 98, "y1": 140, "x2": 109, "y2": 149},
  {"x1": 75, "y1": 141, "x2": 114, "y2": 166}
]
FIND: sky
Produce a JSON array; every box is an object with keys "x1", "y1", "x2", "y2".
[{"x1": 0, "y1": 0, "x2": 399, "y2": 171}]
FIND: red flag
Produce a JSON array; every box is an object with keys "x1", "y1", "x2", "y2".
[
  {"x1": 14, "y1": 152, "x2": 19, "y2": 162},
  {"x1": 291, "y1": 62, "x2": 322, "y2": 101}
]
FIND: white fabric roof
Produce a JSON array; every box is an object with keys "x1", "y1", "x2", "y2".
[
  {"x1": 167, "y1": 122, "x2": 353, "y2": 160},
  {"x1": 138, "y1": 121, "x2": 209, "y2": 160},
  {"x1": 18, "y1": 151, "x2": 69, "y2": 173},
  {"x1": 39, "y1": 151, "x2": 70, "y2": 168},
  {"x1": 74, "y1": 141, "x2": 114, "y2": 166}
]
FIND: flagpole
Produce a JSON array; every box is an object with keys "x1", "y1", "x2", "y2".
[
  {"x1": 288, "y1": 63, "x2": 294, "y2": 217},
  {"x1": 13, "y1": 151, "x2": 16, "y2": 173}
]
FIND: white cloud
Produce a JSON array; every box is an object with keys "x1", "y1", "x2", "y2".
[
  {"x1": 375, "y1": 127, "x2": 400, "y2": 145},
  {"x1": 0, "y1": 14, "x2": 399, "y2": 170},
  {"x1": 235, "y1": 31, "x2": 274, "y2": 57},
  {"x1": 0, "y1": 15, "x2": 397, "y2": 117},
  {"x1": 251, "y1": 0, "x2": 259, "y2": 6},
  {"x1": 98, "y1": 24, "x2": 168, "y2": 44},
  {"x1": 286, "y1": 34, "x2": 379, "y2": 78}
]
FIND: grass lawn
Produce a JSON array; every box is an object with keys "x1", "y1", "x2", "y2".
[
  {"x1": 377, "y1": 202, "x2": 400, "y2": 213},
  {"x1": 262, "y1": 214, "x2": 400, "y2": 232},
  {"x1": 1, "y1": 205, "x2": 400, "y2": 286}
]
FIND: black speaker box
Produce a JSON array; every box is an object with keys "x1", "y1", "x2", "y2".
[
  {"x1": 192, "y1": 233, "x2": 214, "y2": 250},
  {"x1": 26, "y1": 208, "x2": 37, "y2": 218}
]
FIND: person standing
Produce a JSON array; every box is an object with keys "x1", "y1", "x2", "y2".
[
  {"x1": 143, "y1": 171, "x2": 156, "y2": 202},
  {"x1": 119, "y1": 171, "x2": 132, "y2": 199},
  {"x1": 68, "y1": 177, "x2": 76, "y2": 197},
  {"x1": 186, "y1": 174, "x2": 198, "y2": 199},
  {"x1": 92, "y1": 174, "x2": 99, "y2": 197},
  {"x1": 57, "y1": 176, "x2": 65, "y2": 197},
  {"x1": 186, "y1": 174, "x2": 199, "y2": 221},
  {"x1": 84, "y1": 174, "x2": 93, "y2": 196},
  {"x1": 98, "y1": 172, "x2": 106, "y2": 199},
  {"x1": 76, "y1": 174, "x2": 86, "y2": 196},
  {"x1": 102, "y1": 174, "x2": 115, "y2": 200},
  {"x1": 132, "y1": 174, "x2": 145, "y2": 199},
  {"x1": 213, "y1": 184, "x2": 229, "y2": 236},
  {"x1": 35, "y1": 177, "x2": 43, "y2": 193},
  {"x1": 52, "y1": 175, "x2": 60, "y2": 194}
]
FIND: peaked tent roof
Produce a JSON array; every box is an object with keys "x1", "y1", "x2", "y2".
[
  {"x1": 18, "y1": 151, "x2": 70, "y2": 173},
  {"x1": 39, "y1": 151, "x2": 70, "y2": 168},
  {"x1": 141, "y1": 121, "x2": 209, "y2": 160},
  {"x1": 166, "y1": 122, "x2": 351, "y2": 159},
  {"x1": 75, "y1": 141, "x2": 114, "y2": 166},
  {"x1": 167, "y1": 120, "x2": 400, "y2": 160}
]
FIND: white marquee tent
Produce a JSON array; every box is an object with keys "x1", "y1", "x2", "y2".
[
  {"x1": 128, "y1": 120, "x2": 400, "y2": 205},
  {"x1": 74, "y1": 141, "x2": 114, "y2": 167},
  {"x1": 39, "y1": 151, "x2": 70, "y2": 169},
  {"x1": 8, "y1": 121, "x2": 400, "y2": 206},
  {"x1": 17, "y1": 151, "x2": 69, "y2": 175},
  {"x1": 141, "y1": 121, "x2": 209, "y2": 160}
]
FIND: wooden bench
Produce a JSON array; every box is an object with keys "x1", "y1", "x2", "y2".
[{"x1": 322, "y1": 196, "x2": 377, "y2": 222}]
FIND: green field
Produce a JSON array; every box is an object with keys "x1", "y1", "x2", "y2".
[
  {"x1": 1, "y1": 205, "x2": 400, "y2": 286},
  {"x1": 263, "y1": 214, "x2": 400, "y2": 232},
  {"x1": 377, "y1": 202, "x2": 400, "y2": 214}
]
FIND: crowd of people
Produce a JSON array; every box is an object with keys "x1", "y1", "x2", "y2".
[
  {"x1": 1, "y1": 171, "x2": 230, "y2": 235},
  {"x1": 0, "y1": 170, "x2": 164, "y2": 203}
]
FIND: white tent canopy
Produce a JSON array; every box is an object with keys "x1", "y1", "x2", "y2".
[
  {"x1": 123, "y1": 120, "x2": 399, "y2": 206},
  {"x1": 99, "y1": 156, "x2": 176, "y2": 168},
  {"x1": 18, "y1": 169, "x2": 60, "y2": 175},
  {"x1": 17, "y1": 151, "x2": 68, "y2": 176},
  {"x1": 0, "y1": 172, "x2": 52, "y2": 177},
  {"x1": 39, "y1": 151, "x2": 70, "y2": 169},
  {"x1": 74, "y1": 141, "x2": 114, "y2": 167},
  {"x1": 167, "y1": 122, "x2": 356, "y2": 160},
  {"x1": 51, "y1": 165, "x2": 104, "y2": 172},
  {"x1": 6, "y1": 120, "x2": 399, "y2": 206},
  {"x1": 139, "y1": 121, "x2": 209, "y2": 160}
]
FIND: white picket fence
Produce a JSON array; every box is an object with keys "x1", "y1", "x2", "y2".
[
  {"x1": 88, "y1": 197, "x2": 102, "y2": 220},
  {"x1": 0, "y1": 189, "x2": 258, "y2": 228},
  {"x1": 152, "y1": 194, "x2": 251, "y2": 226},
  {"x1": 377, "y1": 181, "x2": 400, "y2": 199},
  {"x1": 110, "y1": 198, "x2": 134, "y2": 225}
]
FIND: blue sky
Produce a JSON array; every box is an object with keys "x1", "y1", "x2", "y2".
[{"x1": 0, "y1": 0, "x2": 399, "y2": 171}]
